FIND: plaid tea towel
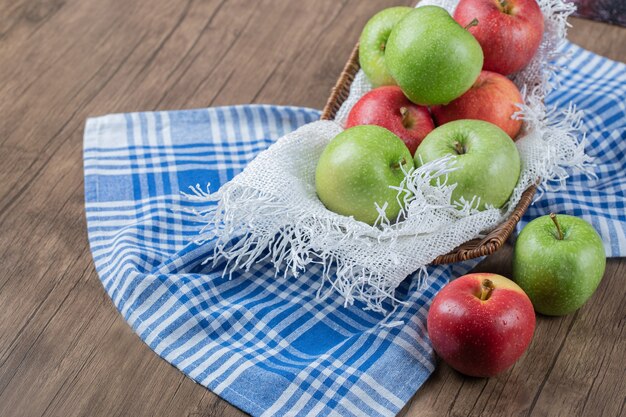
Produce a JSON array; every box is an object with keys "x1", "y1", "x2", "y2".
[{"x1": 84, "y1": 42, "x2": 625, "y2": 417}]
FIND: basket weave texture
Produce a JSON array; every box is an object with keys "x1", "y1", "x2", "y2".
[{"x1": 320, "y1": 44, "x2": 537, "y2": 265}]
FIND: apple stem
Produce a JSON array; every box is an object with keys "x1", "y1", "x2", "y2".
[
  {"x1": 479, "y1": 279, "x2": 495, "y2": 301},
  {"x1": 391, "y1": 157, "x2": 406, "y2": 170},
  {"x1": 454, "y1": 141, "x2": 465, "y2": 155},
  {"x1": 400, "y1": 107, "x2": 411, "y2": 128},
  {"x1": 550, "y1": 213, "x2": 564, "y2": 240},
  {"x1": 464, "y1": 18, "x2": 479, "y2": 30}
]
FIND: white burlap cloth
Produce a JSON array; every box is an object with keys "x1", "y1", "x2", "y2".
[{"x1": 185, "y1": 0, "x2": 591, "y2": 312}]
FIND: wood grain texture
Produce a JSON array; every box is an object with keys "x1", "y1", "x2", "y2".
[{"x1": 0, "y1": 0, "x2": 623, "y2": 415}]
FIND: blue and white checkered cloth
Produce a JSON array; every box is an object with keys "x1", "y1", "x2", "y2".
[{"x1": 84, "y1": 42, "x2": 625, "y2": 417}]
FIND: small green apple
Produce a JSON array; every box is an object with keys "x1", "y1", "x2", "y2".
[
  {"x1": 359, "y1": 6, "x2": 413, "y2": 87},
  {"x1": 513, "y1": 214, "x2": 606, "y2": 316},
  {"x1": 414, "y1": 119, "x2": 520, "y2": 210},
  {"x1": 385, "y1": 6, "x2": 484, "y2": 105},
  {"x1": 315, "y1": 125, "x2": 414, "y2": 225}
]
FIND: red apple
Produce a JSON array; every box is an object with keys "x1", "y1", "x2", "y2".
[
  {"x1": 346, "y1": 86, "x2": 435, "y2": 155},
  {"x1": 431, "y1": 70, "x2": 524, "y2": 139},
  {"x1": 427, "y1": 273, "x2": 535, "y2": 377},
  {"x1": 454, "y1": 0, "x2": 545, "y2": 75}
]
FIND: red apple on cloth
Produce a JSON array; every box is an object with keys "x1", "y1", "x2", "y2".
[
  {"x1": 346, "y1": 86, "x2": 435, "y2": 155},
  {"x1": 431, "y1": 70, "x2": 524, "y2": 139},
  {"x1": 454, "y1": 0, "x2": 545, "y2": 75},
  {"x1": 427, "y1": 273, "x2": 535, "y2": 377}
]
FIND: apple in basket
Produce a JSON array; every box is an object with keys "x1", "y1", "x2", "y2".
[
  {"x1": 315, "y1": 125, "x2": 414, "y2": 225},
  {"x1": 431, "y1": 70, "x2": 524, "y2": 140},
  {"x1": 454, "y1": 0, "x2": 545, "y2": 75},
  {"x1": 346, "y1": 86, "x2": 435, "y2": 155},
  {"x1": 358, "y1": 6, "x2": 413, "y2": 87},
  {"x1": 513, "y1": 214, "x2": 606, "y2": 316},
  {"x1": 384, "y1": 6, "x2": 484, "y2": 105},
  {"x1": 427, "y1": 273, "x2": 536, "y2": 377},
  {"x1": 414, "y1": 120, "x2": 520, "y2": 210}
]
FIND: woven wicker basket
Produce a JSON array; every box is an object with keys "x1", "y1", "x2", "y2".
[{"x1": 320, "y1": 44, "x2": 537, "y2": 265}]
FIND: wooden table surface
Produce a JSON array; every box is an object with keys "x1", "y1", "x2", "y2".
[{"x1": 1, "y1": 1, "x2": 624, "y2": 416}]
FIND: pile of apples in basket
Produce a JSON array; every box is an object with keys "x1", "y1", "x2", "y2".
[{"x1": 315, "y1": 0, "x2": 606, "y2": 377}]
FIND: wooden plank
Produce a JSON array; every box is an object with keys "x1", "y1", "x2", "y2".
[
  {"x1": 0, "y1": 0, "x2": 623, "y2": 415},
  {"x1": 401, "y1": 246, "x2": 625, "y2": 417}
]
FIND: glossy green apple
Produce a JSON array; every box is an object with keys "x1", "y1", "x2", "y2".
[
  {"x1": 414, "y1": 120, "x2": 520, "y2": 210},
  {"x1": 513, "y1": 214, "x2": 606, "y2": 316},
  {"x1": 385, "y1": 6, "x2": 483, "y2": 105},
  {"x1": 315, "y1": 125, "x2": 414, "y2": 225},
  {"x1": 359, "y1": 6, "x2": 413, "y2": 87}
]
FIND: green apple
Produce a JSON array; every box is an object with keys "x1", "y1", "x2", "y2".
[
  {"x1": 414, "y1": 120, "x2": 520, "y2": 210},
  {"x1": 385, "y1": 6, "x2": 483, "y2": 105},
  {"x1": 359, "y1": 7, "x2": 413, "y2": 87},
  {"x1": 513, "y1": 214, "x2": 606, "y2": 316},
  {"x1": 315, "y1": 125, "x2": 414, "y2": 225}
]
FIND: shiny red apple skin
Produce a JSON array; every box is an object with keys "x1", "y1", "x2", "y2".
[
  {"x1": 427, "y1": 273, "x2": 535, "y2": 377},
  {"x1": 346, "y1": 86, "x2": 435, "y2": 155},
  {"x1": 431, "y1": 70, "x2": 524, "y2": 139},
  {"x1": 454, "y1": 0, "x2": 545, "y2": 75}
]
